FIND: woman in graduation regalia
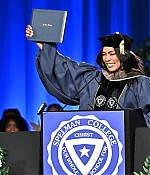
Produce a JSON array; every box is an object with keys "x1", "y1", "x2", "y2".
[{"x1": 26, "y1": 25, "x2": 150, "y2": 127}]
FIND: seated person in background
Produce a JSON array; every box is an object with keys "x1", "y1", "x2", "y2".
[
  {"x1": 30, "y1": 103, "x2": 62, "y2": 131},
  {"x1": 47, "y1": 103, "x2": 62, "y2": 111},
  {"x1": 0, "y1": 108, "x2": 29, "y2": 132}
]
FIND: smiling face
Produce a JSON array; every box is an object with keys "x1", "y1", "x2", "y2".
[{"x1": 102, "y1": 47, "x2": 121, "y2": 72}]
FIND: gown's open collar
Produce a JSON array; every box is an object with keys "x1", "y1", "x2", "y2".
[{"x1": 102, "y1": 68, "x2": 144, "y2": 81}]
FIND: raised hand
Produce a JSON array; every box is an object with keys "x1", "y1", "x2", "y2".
[
  {"x1": 30, "y1": 121, "x2": 41, "y2": 131},
  {"x1": 25, "y1": 25, "x2": 43, "y2": 50},
  {"x1": 26, "y1": 25, "x2": 33, "y2": 38}
]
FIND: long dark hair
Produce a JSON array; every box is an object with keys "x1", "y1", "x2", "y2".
[
  {"x1": 96, "y1": 48, "x2": 145, "y2": 74},
  {"x1": 0, "y1": 108, "x2": 29, "y2": 132}
]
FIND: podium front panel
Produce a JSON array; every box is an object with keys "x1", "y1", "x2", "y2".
[{"x1": 42, "y1": 110, "x2": 125, "y2": 175}]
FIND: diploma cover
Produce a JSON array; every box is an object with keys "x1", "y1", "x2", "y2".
[{"x1": 28, "y1": 9, "x2": 67, "y2": 43}]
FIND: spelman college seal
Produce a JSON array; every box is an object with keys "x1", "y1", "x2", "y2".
[{"x1": 47, "y1": 115, "x2": 123, "y2": 175}]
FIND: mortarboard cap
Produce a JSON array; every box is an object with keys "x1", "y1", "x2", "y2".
[{"x1": 98, "y1": 32, "x2": 134, "y2": 54}]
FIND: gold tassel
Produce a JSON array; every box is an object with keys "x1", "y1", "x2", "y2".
[{"x1": 119, "y1": 40, "x2": 125, "y2": 55}]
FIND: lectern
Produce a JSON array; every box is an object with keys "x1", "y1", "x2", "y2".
[
  {"x1": 42, "y1": 109, "x2": 147, "y2": 175},
  {"x1": 0, "y1": 131, "x2": 41, "y2": 175},
  {"x1": 134, "y1": 127, "x2": 150, "y2": 173}
]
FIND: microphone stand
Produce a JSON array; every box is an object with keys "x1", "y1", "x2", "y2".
[
  {"x1": 61, "y1": 71, "x2": 100, "y2": 111},
  {"x1": 37, "y1": 102, "x2": 47, "y2": 175},
  {"x1": 36, "y1": 102, "x2": 47, "y2": 132}
]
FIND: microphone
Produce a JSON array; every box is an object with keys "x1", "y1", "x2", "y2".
[
  {"x1": 94, "y1": 78, "x2": 123, "y2": 109},
  {"x1": 37, "y1": 102, "x2": 47, "y2": 115},
  {"x1": 61, "y1": 71, "x2": 100, "y2": 111}
]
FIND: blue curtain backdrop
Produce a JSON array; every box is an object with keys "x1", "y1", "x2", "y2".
[{"x1": 0, "y1": 0, "x2": 149, "y2": 130}]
